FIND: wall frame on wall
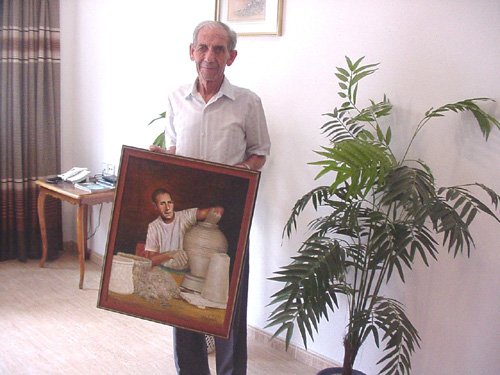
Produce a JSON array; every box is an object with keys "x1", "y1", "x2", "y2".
[
  {"x1": 215, "y1": 0, "x2": 284, "y2": 36},
  {"x1": 98, "y1": 146, "x2": 261, "y2": 338}
]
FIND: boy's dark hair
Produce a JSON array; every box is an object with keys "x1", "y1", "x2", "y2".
[{"x1": 151, "y1": 188, "x2": 173, "y2": 204}]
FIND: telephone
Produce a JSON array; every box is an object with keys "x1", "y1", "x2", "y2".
[{"x1": 58, "y1": 167, "x2": 91, "y2": 183}]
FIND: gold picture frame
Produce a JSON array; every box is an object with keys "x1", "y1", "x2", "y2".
[
  {"x1": 215, "y1": 0, "x2": 284, "y2": 36},
  {"x1": 98, "y1": 146, "x2": 261, "y2": 338}
]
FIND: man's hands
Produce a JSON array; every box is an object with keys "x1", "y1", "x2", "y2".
[
  {"x1": 235, "y1": 154, "x2": 266, "y2": 171},
  {"x1": 163, "y1": 249, "x2": 189, "y2": 270},
  {"x1": 146, "y1": 248, "x2": 188, "y2": 269},
  {"x1": 205, "y1": 207, "x2": 223, "y2": 224},
  {"x1": 149, "y1": 145, "x2": 176, "y2": 154}
]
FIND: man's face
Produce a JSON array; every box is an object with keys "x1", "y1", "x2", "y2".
[
  {"x1": 189, "y1": 26, "x2": 237, "y2": 83},
  {"x1": 155, "y1": 192, "x2": 175, "y2": 224}
]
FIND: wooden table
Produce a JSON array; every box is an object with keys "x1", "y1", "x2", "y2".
[{"x1": 36, "y1": 180, "x2": 115, "y2": 289}]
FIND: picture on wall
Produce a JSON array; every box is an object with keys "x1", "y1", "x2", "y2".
[
  {"x1": 215, "y1": 0, "x2": 284, "y2": 36},
  {"x1": 97, "y1": 146, "x2": 261, "y2": 338}
]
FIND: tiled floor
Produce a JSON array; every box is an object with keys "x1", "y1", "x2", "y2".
[{"x1": 0, "y1": 250, "x2": 325, "y2": 374}]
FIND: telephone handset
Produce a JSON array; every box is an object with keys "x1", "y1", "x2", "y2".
[{"x1": 58, "y1": 167, "x2": 91, "y2": 183}]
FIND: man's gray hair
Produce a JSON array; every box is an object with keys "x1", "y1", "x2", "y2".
[{"x1": 192, "y1": 20, "x2": 237, "y2": 52}]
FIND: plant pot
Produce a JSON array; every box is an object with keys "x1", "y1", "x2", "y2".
[{"x1": 317, "y1": 368, "x2": 366, "y2": 375}]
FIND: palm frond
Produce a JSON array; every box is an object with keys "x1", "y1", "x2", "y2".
[
  {"x1": 152, "y1": 132, "x2": 165, "y2": 148},
  {"x1": 434, "y1": 184, "x2": 500, "y2": 256},
  {"x1": 267, "y1": 237, "x2": 349, "y2": 349},
  {"x1": 380, "y1": 165, "x2": 436, "y2": 208},
  {"x1": 283, "y1": 186, "x2": 332, "y2": 238},
  {"x1": 147, "y1": 111, "x2": 166, "y2": 126},
  {"x1": 307, "y1": 188, "x2": 367, "y2": 238},
  {"x1": 336, "y1": 56, "x2": 379, "y2": 108},
  {"x1": 147, "y1": 111, "x2": 167, "y2": 147},
  {"x1": 313, "y1": 138, "x2": 395, "y2": 198},
  {"x1": 369, "y1": 220, "x2": 438, "y2": 282},
  {"x1": 354, "y1": 96, "x2": 392, "y2": 123},
  {"x1": 425, "y1": 98, "x2": 500, "y2": 140},
  {"x1": 321, "y1": 109, "x2": 365, "y2": 143},
  {"x1": 372, "y1": 298, "x2": 420, "y2": 375}
]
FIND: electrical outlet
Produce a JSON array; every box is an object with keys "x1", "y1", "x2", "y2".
[{"x1": 102, "y1": 163, "x2": 115, "y2": 176}]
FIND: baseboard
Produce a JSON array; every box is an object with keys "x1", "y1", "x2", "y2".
[
  {"x1": 248, "y1": 325, "x2": 340, "y2": 370},
  {"x1": 89, "y1": 248, "x2": 104, "y2": 266},
  {"x1": 63, "y1": 241, "x2": 104, "y2": 266},
  {"x1": 63, "y1": 242, "x2": 339, "y2": 371},
  {"x1": 63, "y1": 241, "x2": 77, "y2": 254}
]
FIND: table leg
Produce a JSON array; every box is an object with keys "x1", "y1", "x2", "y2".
[
  {"x1": 76, "y1": 204, "x2": 88, "y2": 289},
  {"x1": 37, "y1": 189, "x2": 48, "y2": 268},
  {"x1": 83, "y1": 204, "x2": 89, "y2": 259}
]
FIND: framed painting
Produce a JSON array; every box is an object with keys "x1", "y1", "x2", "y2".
[
  {"x1": 215, "y1": 0, "x2": 284, "y2": 36},
  {"x1": 98, "y1": 146, "x2": 261, "y2": 338}
]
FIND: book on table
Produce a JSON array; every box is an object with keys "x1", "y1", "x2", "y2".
[
  {"x1": 96, "y1": 178, "x2": 116, "y2": 188},
  {"x1": 74, "y1": 181, "x2": 114, "y2": 193}
]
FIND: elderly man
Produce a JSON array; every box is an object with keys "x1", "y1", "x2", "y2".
[{"x1": 150, "y1": 20, "x2": 271, "y2": 375}]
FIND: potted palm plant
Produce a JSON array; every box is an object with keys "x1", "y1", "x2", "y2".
[{"x1": 267, "y1": 56, "x2": 500, "y2": 375}]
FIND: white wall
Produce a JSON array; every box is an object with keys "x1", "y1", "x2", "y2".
[{"x1": 60, "y1": 1, "x2": 500, "y2": 373}]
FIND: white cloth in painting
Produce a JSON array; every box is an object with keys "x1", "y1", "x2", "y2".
[{"x1": 145, "y1": 208, "x2": 197, "y2": 268}]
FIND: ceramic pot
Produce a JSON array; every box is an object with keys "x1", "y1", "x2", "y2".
[
  {"x1": 201, "y1": 253, "x2": 230, "y2": 304},
  {"x1": 183, "y1": 221, "x2": 228, "y2": 278}
]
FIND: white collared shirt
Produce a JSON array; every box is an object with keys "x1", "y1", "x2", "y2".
[
  {"x1": 165, "y1": 78, "x2": 271, "y2": 165},
  {"x1": 144, "y1": 208, "x2": 198, "y2": 253}
]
